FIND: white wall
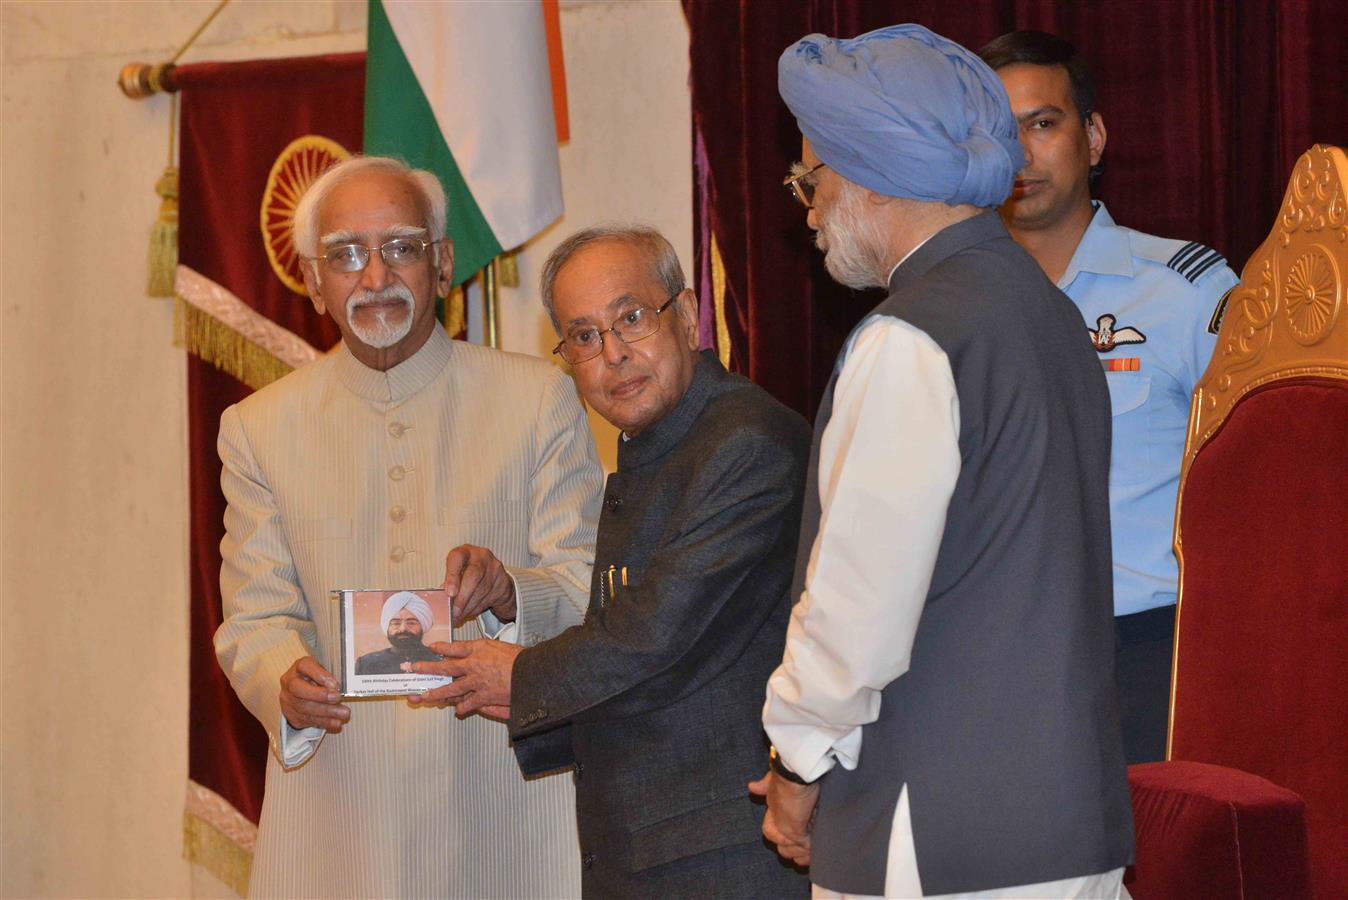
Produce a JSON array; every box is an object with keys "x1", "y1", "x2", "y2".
[{"x1": 0, "y1": 1, "x2": 690, "y2": 896}]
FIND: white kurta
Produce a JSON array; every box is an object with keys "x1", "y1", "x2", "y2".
[
  {"x1": 763, "y1": 317, "x2": 960, "y2": 784},
  {"x1": 215, "y1": 328, "x2": 603, "y2": 899}
]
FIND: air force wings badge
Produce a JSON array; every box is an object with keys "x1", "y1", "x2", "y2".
[{"x1": 1089, "y1": 314, "x2": 1146, "y2": 353}]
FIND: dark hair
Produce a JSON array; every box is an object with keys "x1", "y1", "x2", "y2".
[
  {"x1": 979, "y1": 30, "x2": 1103, "y2": 181},
  {"x1": 978, "y1": 31, "x2": 1096, "y2": 123}
]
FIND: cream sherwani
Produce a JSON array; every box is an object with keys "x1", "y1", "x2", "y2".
[{"x1": 215, "y1": 327, "x2": 603, "y2": 899}]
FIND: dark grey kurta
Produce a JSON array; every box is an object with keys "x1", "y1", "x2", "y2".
[
  {"x1": 511, "y1": 351, "x2": 812, "y2": 899},
  {"x1": 800, "y1": 212, "x2": 1135, "y2": 895}
]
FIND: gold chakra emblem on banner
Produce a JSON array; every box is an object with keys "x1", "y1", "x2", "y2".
[{"x1": 261, "y1": 136, "x2": 351, "y2": 295}]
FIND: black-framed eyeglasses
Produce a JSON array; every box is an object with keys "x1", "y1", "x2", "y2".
[
  {"x1": 307, "y1": 237, "x2": 435, "y2": 274},
  {"x1": 783, "y1": 162, "x2": 828, "y2": 208},
  {"x1": 552, "y1": 294, "x2": 680, "y2": 365}
]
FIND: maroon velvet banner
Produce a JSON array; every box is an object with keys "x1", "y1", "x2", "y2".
[{"x1": 177, "y1": 52, "x2": 364, "y2": 828}]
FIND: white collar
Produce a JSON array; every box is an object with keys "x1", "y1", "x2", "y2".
[{"x1": 886, "y1": 233, "x2": 935, "y2": 284}]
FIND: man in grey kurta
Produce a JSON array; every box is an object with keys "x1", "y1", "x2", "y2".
[
  {"x1": 413, "y1": 227, "x2": 811, "y2": 898},
  {"x1": 758, "y1": 25, "x2": 1134, "y2": 898},
  {"x1": 214, "y1": 157, "x2": 603, "y2": 898}
]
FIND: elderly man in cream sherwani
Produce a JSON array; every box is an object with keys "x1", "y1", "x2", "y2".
[{"x1": 214, "y1": 156, "x2": 603, "y2": 899}]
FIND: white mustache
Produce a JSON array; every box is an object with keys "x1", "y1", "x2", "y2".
[{"x1": 348, "y1": 284, "x2": 415, "y2": 314}]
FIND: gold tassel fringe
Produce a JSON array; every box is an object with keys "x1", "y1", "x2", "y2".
[
  {"x1": 182, "y1": 808, "x2": 252, "y2": 897},
  {"x1": 148, "y1": 166, "x2": 179, "y2": 298},
  {"x1": 444, "y1": 284, "x2": 467, "y2": 339},
  {"x1": 710, "y1": 234, "x2": 731, "y2": 368},
  {"x1": 174, "y1": 296, "x2": 294, "y2": 390},
  {"x1": 498, "y1": 250, "x2": 520, "y2": 288}
]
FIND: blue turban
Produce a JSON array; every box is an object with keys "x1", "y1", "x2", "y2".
[{"x1": 779, "y1": 24, "x2": 1024, "y2": 208}]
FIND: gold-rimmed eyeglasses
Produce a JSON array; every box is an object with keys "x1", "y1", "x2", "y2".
[
  {"x1": 552, "y1": 295, "x2": 680, "y2": 365},
  {"x1": 306, "y1": 237, "x2": 435, "y2": 274},
  {"x1": 783, "y1": 162, "x2": 828, "y2": 208}
]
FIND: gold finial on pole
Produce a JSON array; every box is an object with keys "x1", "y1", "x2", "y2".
[{"x1": 118, "y1": 62, "x2": 179, "y2": 98}]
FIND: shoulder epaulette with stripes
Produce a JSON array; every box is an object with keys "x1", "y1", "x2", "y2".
[{"x1": 1166, "y1": 241, "x2": 1228, "y2": 283}]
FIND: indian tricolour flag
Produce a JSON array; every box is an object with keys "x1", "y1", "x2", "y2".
[{"x1": 365, "y1": 0, "x2": 569, "y2": 286}]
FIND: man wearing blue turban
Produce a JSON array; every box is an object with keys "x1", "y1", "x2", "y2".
[{"x1": 756, "y1": 24, "x2": 1135, "y2": 899}]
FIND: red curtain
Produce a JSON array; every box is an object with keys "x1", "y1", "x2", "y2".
[
  {"x1": 685, "y1": 0, "x2": 1348, "y2": 417},
  {"x1": 178, "y1": 53, "x2": 364, "y2": 827}
]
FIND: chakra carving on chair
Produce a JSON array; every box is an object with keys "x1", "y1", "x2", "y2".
[{"x1": 1284, "y1": 248, "x2": 1340, "y2": 345}]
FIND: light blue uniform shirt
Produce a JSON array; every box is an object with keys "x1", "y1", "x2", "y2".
[{"x1": 1059, "y1": 203, "x2": 1239, "y2": 616}]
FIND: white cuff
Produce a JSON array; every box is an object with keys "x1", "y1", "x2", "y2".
[
  {"x1": 277, "y1": 714, "x2": 324, "y2": 768},
  {"x1": 765, "y1": 718, "x2": 848, "y2": 783},
  {"x1": 479, "y1": 574, "x2": 522, "y2": 643}
]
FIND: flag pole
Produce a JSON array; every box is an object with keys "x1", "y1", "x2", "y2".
[{"x1": 482, "y1": 258, "x2": 501, "y2": 348}]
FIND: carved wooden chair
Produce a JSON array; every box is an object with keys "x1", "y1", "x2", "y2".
[{"x1": 1128, "y1": 144, "x2": 1347, "y2": 899}]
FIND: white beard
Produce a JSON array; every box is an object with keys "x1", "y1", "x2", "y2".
[
  {"x1": 816, "y1": 182, "x2": 890, "y2": 291},
  {"x1": 346, "y1": 284, "x2": 416, "y2": 348}
]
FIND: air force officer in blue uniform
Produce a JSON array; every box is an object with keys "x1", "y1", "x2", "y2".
[{"x1": 981, "y1": 31, "x2": 1240, "y2": 763}]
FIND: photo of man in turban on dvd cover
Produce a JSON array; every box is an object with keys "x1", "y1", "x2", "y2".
[{"x1": 343, "y1": 589, "x2": 452, "y2": 696}]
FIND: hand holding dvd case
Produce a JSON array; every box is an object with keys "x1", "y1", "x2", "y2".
[{"x1": 332, "y1": 588, "x2": 454, "y2": 697}]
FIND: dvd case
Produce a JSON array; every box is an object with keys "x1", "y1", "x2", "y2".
[{"x1": 331, "y1": 588, "x2": 454, "y2": 697}]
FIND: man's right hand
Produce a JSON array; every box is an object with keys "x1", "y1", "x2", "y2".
[
  {"x1": 279, "y1": 656, "x2": 350, "y2": 733},
  {"x1": 749, "y1": 769, "x2": 820, "y2": 867}
]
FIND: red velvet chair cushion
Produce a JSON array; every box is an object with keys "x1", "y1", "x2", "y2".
[
  {"x1": 1127, "y1": 761, "x2": 1311, "y2": 900},
  {"x1": 1172, "y1": 380, "x2": 1348, "y2": 895}
]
